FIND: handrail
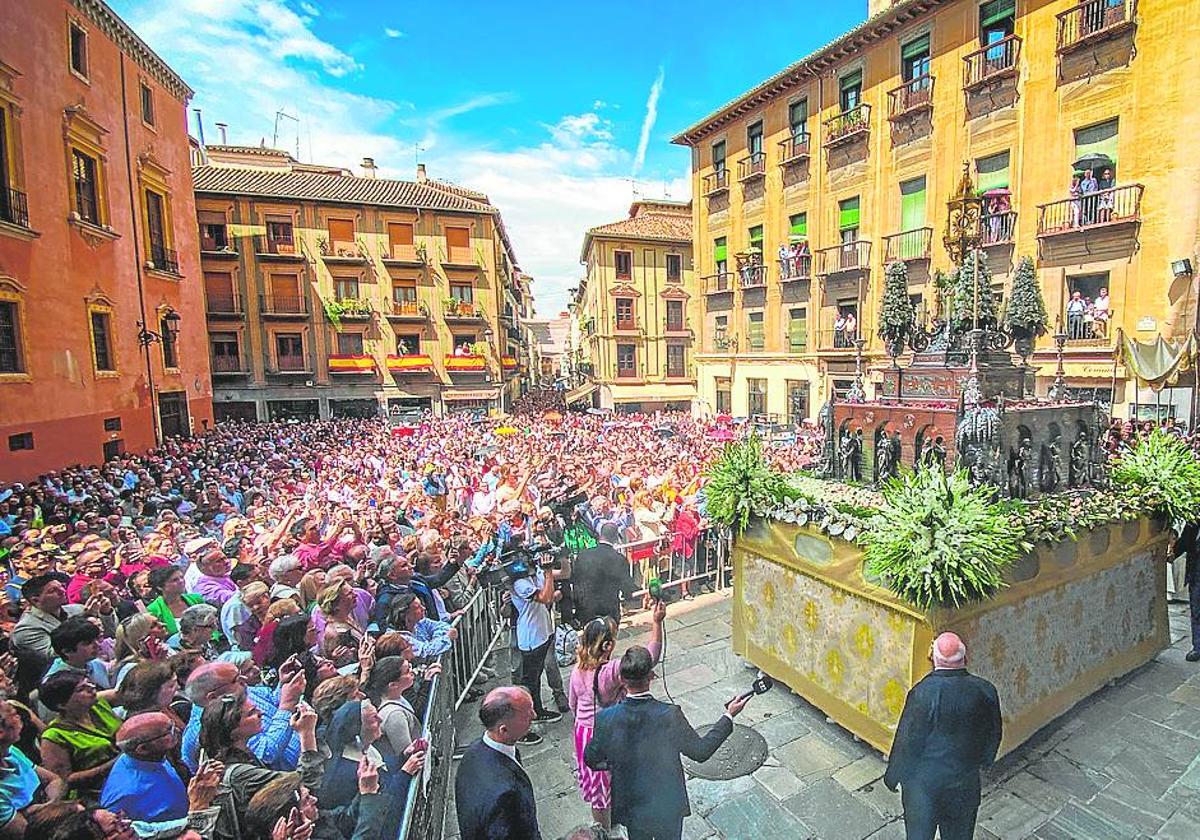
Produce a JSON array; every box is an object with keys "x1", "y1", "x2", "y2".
[
  {"x1": 963, "y1": 34, "x2": 1021, "y2": 90},
  {"x1": 823, "y1": 103, "x2": 871, "y2": 146},
  {"x1": 702, "y1": 169, "x2": 729, "y2": 195},
  {"x1": 1057, "y1": 0, "x2": 1137, "y2": 52},
  {"x1": 887, "y1": 74, "x2": 934, "y2": 119},
  {"x1": 737, "y1": 151, "x2": 766, "y2": 181},
  {"x1": 778, "y1": 132, "x2": 811, "y2": 163},
  {"x1": 1036, "y1": 184, "x2": 1143, "y2": 236}
]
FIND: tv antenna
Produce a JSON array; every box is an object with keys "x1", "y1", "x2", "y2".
[
  {"x1": 273, "y1": 109, "x2": 300, "y2": 158},
  {"x1": 414, "y1": 142, "x2": 426, "y2": 167},
  {"x1": 623, "y1": 178, "x2": 641, "y2": 199}
]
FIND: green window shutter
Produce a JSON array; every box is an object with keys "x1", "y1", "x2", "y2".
[
  {"x1": 840, "y1": 70, "x2": 862, "y2": 93},
  {"x1": 839, "y1": 197, "x2": 861, "y2": 230},
  {"x1": 900, "y1": 178, "x2": 927, "y2": 231},
  {"x1": 901, "y1": 35, "x2": 930, "y2": 61},
  {"x1": 1074, "y1": 119, "x2": 1119, "y2": 168},
  {"x1": 748, "y1": 313, "x2": 765, "y2": 349},
  {"x1": 714, "y1": 237, "x2": 727, "y2": 263},
  {"x1": 976, "y1": 151, "x2": 1011, "y2": 192},
  {"x1": 788, "y1": 310, "x2": 808, "y2": 351},
  {"x1": 789, "y1": 213, "x2": 808, "y2": 237},
  {"x1": 749, "y1": 225, "x2": 764, "y2": 246},
  {"x1": 980, "y1": 0, "x2": 1015, "y2": 27}
]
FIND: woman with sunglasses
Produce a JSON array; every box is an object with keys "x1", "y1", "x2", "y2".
[{"x1": 568, "y1": 599, "x2": 666, "y2": 829}]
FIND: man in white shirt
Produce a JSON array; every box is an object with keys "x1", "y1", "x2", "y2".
[{"x1": 510, "y1": 560, "x2": 565, "y2": 740}]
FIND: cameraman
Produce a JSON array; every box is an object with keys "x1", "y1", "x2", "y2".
[{"x1": 510, "y1": 545, "x2": 566, "y2": 737}]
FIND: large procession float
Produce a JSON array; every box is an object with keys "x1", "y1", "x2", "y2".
[{"x1": 708, "y1": 167, "x2": 1200, "y2": 758}]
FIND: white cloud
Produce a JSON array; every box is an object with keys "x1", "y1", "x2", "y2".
[
  {"x1": 633, "y1": 67, "x2": 664, "y2": 175},
  {"x1": 383, "y1": 27, "x2": 404, "y2": 38},
  {"x1": 299, "y1": 1, "x2": 319, "y2": 16}
]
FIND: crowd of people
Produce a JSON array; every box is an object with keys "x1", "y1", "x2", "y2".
[{"x1": 0, "y1": 393, "x2": 828, "y2": 840}]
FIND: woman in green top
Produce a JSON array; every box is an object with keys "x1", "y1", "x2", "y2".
[
  {"x1": 144, "y1": 566, "x2": 204, "y2": 636},
  {"x1": 38, "y1": 671, "x2": 121, "y2": 801}
]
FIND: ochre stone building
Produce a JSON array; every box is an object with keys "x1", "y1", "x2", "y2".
[
  {"x1": 0, "y1": 0, "x2": 213, "y2": 481},
  {"x1": 193, "y1": 147, "x2": 527, "y2": 420},
  {"x1": 571, "y1": 200, "x2": 696, "y2": 412},
  {"x1": 674, "y1": 0, "x2": 1200, "y2": 422}
]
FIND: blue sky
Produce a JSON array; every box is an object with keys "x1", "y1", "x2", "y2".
[{"x1": 112, "y1": 0, "x2": 867, "y2": 314}]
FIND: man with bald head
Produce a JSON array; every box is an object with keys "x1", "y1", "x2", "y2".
[
  {"x1": 100, "y1": 712, "x2": 189, "y2": 822},
  {"x1": 884, "y1": 632, "x2": 1002, "y2": 840},
  {"x1": 454, "y1": 686, "x2": 541, "y2": 840}
]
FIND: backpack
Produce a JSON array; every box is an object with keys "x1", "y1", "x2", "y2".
[{"x1": 554, "y1": 624, "x2": 578, "y2": 667}]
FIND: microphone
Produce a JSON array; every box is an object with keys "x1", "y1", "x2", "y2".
[
  {"x1": 647, "y1": 577, "x2": 663, "y2": 602},
  {"x1": 732, "y1": 671, "x2": 774, "y2": 705}
]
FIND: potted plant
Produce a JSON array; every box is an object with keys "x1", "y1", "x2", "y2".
[
  {"x1": 1003, "y1": 255, "x2": 1049, "y2": 364},
  {"x1": 442, "y1": 295, "x2": 460, "y2": 314},
  {"x1": 470, "y1": 340, "x2": 489, "y2": 357},
  {"x1": 878, "y1": 260, "x2": 915, "y2": 365}
]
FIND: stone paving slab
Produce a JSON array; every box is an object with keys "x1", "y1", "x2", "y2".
[{"x1": 445, "y1": 593, "x2": 1200, "y2": 839}]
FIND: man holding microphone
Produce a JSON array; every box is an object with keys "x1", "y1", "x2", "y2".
[{"x1": 583, "y1": 644, "x2": 749, "y2": 840}]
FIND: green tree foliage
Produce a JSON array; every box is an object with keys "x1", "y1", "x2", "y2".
[
  {"x1": 951, "y1": 250, "x2": 997, "y2": 332},
  {"x1": 1112, "y1": 429, "x2": 1200, "y2": 523},
  {"x1": 861, "y1": 467, "x2": 1021, "y2": 609},
  {"x1": 877, "y1": 261, "x2": 915, "y2": 343},
  {"x1": 1003, "y1": 256, "x2": 1049, "y2": 338}
]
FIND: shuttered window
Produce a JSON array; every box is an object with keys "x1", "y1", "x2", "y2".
[
  {"x1": 980, "y1": 0, "x2": 1016, "y2": 28},
  {"x1": 839, "y1": 197, "x2": 861, "y2": 230},
  {"x1": 789, "y1": 213, "x2": 808, "y2": 238},
  {"x1": 976, "y1": 151, "x2": 1011, "y2": 192},
  {"x1": 747, "y1": 312, "x2": 765, "y2": 350},
  {"x1": 900, "y1": 177, "x2": 927, "y2": 231},
  {"x1": 788, "y1": 308, "x2": 808, "y2": 353},
  {"x1": 328, "y1": 219, "x2": 355, "y2": 245},
  {"x1": 714, "y1": 237, "x2": 728, "y2": 265},
  {"x1": 749, "y1": 225, "x2": 764, "y2": 249},
  {"x1": 840, "y1": 71, "x2": 862, "y2": 112},
  {"x1": 1074, "y1": 119, "x2": 1119, "y2": 170}
]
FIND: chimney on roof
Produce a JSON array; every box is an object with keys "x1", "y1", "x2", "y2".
[
  {"x1": 215, "y1": 122, "x2": 228, "y2": 145},
  {"x1": 416, "y1": 163, "x2": 428, "y2": 184},
  {"x1": 361, "y1": 157, "x2": 377, "y2": 179}
]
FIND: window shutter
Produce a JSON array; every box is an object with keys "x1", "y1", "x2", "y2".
[
  {"x1": 839, "y1": 198, "x2": 861, "y2": 230},
  {"x1": 840, "y1": 71, "x2": 862, "y2": 93},
  {"x1": 328, "y1": 219, "x2": 355, "y2": 243},
  {"x1": 788, "y1": 310, "x2": 808, "y2": 350},
  {"x1": 198, "y1": 210, "x2": 225, "y2": 225},
  {"x1": 714, "y1": 238, "x2": 728, "y2": 263},
  {"x1": 388, "y1": 222, "x2": 414, "y2": 245},
  {"x1": 975, "y1": 152, "x2": 1011, "y2": 192},
  {"x1": 901, "y1": 35, "x2": 930, "y2": 61},
  {"x1": 749, "y1": 226, "x2": 764, "y2": 246},
  {"x1": 900, "y1": 178, "x2": 927, "y2": 231},
  {"x1": 789, "y1": 213, "x2": 808, "y2": 237},
  {"x1": 980, "y1": 0, "x2": 1016, "y2": 27},
  {"x1": 445, "y1": 227, "x2": 470, "y2": 249}
]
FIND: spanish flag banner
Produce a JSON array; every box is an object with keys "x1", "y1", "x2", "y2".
[
  {"x1": 445, "y1": 355, "x2": 486, "y2": 372},
  {"x1": 386, "y1": 354, "x2": 434, "y2": 372},
  {"x1": 328, "y1": 355, "x2": 376, "y2": 372},
  {"x1": 501, "y1": 356, "x2": 519, "y2": 370}
]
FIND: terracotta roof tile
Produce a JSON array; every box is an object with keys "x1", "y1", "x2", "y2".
[
  {"x1": 579, "y1": 209, "x2": 692, "y2": 262},
  {"x1": 191, "y1": 166, "x2": 496, "y2": 214}
]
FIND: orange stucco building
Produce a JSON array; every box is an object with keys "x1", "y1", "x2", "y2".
[{"x1": 0, "y1": 0, "x2": 212, "y2": 482}]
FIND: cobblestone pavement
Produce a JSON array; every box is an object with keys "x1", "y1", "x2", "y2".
[{"x1": 447, "y1": 592, "x2": 1200, "y2": 840}]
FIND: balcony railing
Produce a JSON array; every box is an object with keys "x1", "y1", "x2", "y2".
[
  {"x1": 888, "y1": 75, "x2": 934, "y2": 120},
  {"x1": 275, "y1": 354, "x2": 308, "y2": 372},
  {"x1": 1036, "y1": 184, "x2": 1143, "y2": 237},
  {"x1": 389, "y1": 300, "x2": 428, "y2": 319},
  {"x1": 823, "y1": 103, "x2": 871, "y2": 147},
  {"x1": 200, "y1": 230, "x2": 230, "y2": 252},
  {"x1": 883, "y1": 227, "x2": 933, "y2": 262},
  {"x1": 386, "y1": 354, "x2": 434, "y2": 373},
  {"x1": 260, "y1": 294, "x2": 309, "y2": 316},
  {"x1": 703, "y1": 272, "x2": 733, "y2": 294},
  {"x1": 1065, "y1": 313, "x2": 1114, "y2": 345},
  {"x1": 0, "y1": 187, "x2": 30, "y2": 229},
  {"x1": 702, "y1": 168, "x2": 729, "y2": 196},
  {"x1": 816, "y1": 241, "x2": 872, "y2": 275},
  {"x1": 328, "y1": 354, "x2": 377, "y2": 373},
  {"x1": 665, "y1": 319, "x2": 690, "y2": 334},
  {"x1": 258, "y1": 234, "x2": 300, "y2": 257},
  {"x1": 616, "y1": 366, "x2": 638, "y2": 379},
  {"x1": 738, "y1": 263, "x2": 767, "y2": 289},
  {"x1": 778, "y1": 132, "x2": 811, "y2": 165},
  {"x1": 444, "y1": 354, "x2": 487, "y2": 372},
  {"x1": 737, "y1": 151, "x2": 766, "y2": 182},
  {"x1": 384, "y1": 243, "x2": 423, "y2": 263},
  {"x1": 328, "y1": 298, "x2": 374, "y2": 319},
  {"x1": 210, "y1": 355, "x2": 246, "y2": 373},
  {"x1": 1057, "y1": 0, "x2": 1137, "y2": 53},
  {"x1": 614, "y1": 316, "x2": 640, "y2": 332},
  {"x1": 205, "y1": 292, "x2": 242, "y2": 315},
  {"x1": 964, "y1": 35, "x2": 1022, "y2": 91},
  {"x1": 981, "y1": 210, "x2": 1017, "y2": 246},
  {"x1": 444, "y1": 299, "x2": 483, "y2": 319},
  {"x1": 818, "y1": 328, "x2": 860, "y2": 350},
  {"x1": 148, "y1": 243, "x2": 180, "y2": 274},
  {"x1": 778, "y1": 254, "x2": 813, "y2": 281}
]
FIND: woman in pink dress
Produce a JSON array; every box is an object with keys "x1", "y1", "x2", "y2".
[{"x1": 568, "y1": 601, "x2": 666, "y2": 828}]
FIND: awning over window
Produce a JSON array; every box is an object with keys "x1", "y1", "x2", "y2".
[
  {"x1": 976, "y1": 151, "x2": 1011, "y2": 192},
  {"x1": 714, "y1": 238, "x2": 728, "y2": 263},
  {"x1": 980, "y1": 0, "x2": 1015, "y2": 28},
  {"x1": 900, "y1": 178, "x2": 927, "y2": 231},
  {"x1": 1074, "y1": 119, "x2": 1120, "y2": 167},
  {"x1": 789, "y1": 213, "x2": 808, "y2": 237},
  {"x1": 901, "y1": 35, "x2": 930, "y2": 61}
]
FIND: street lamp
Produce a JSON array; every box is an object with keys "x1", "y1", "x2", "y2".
[{"x1": 137, "y1": 307, "x2": 180, "y2": 347}]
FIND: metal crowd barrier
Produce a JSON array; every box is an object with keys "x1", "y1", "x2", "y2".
[
  {"x1": 396, "y1": 585, "x2": 507, "y2": 840},
  {"x1": 617, "y1": 526, "x2": 731, "y2": 598}
]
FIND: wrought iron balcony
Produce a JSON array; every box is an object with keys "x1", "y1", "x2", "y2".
[
  {"x1": 1036, "y1": 184, "x2": 1143, "y2": 237},
  {"x1": 823, "y1": 103, "x2": 871, "y2": 147},
  {"x1": 981, "y1": 210, "x2": 1017, "y2": 246},
  {"x1": 737, "y1": 152, "x2": 766, "y2": 182},
  {"x1": 778, "y1": 133, "x2": 810, "y2": 165},
  {"x1": 614, "y1": 316, "x2": 640, "y2": 333},
  {"x1": 260, "y1": 294, "x2": 309, "y2": 317},
  {"x1": 0, "y1": 187, "x2": 30, "y2": 229},
  {"x1": 148, "y1": 243, "x2": 180, "y2": 274},
  {"x1": 816, "y1": 241, "x2": 872, "y2": 275},
  {"x1": 1057, "y1": 0, "x2": 1137, "y2": 53},
  {"x1": 703, "y1": 272, "x2": 733, "y2": 294},
  {"x1": 383, "y1": 243, "x2": 424, "y2": 263},
  {"x1": 257, "y1": 233, "x2": 301, "y2": 258},
  {"x1": 738, "y1": 263, "x2": 768, "y2": 290},
  {"x1": 702, "y1": 168, "x2": 729, "y2": 196},
  {"x1": 210, "y1": 355, "x2": 247, "y2": 373},
  {"x1": 778, "y1": 254, "x2": 813, "y2": 281},
  {"x1": 887, "y1": 75, "x2": 934, "y2": 120},
  {"x1": 964, "y1": 35, "x2": 1022, "y2": 91},
  {"x1": 443, "y1": 299, "x2": 484, "y2": 320},
  {"x1": 665, "y1": 318, "x2": 691, "y2": 335},
  {"x1": 883, "y1": 227, "x2": 933, "y2": 262},
  {"x1": 388, "y1": 300, "x2": 429, "y2": 320},
  {"x1": 205, "y1": 292, "x2": 242, "y2": 316},
  {"x1": 817, "y1": 328, "x2": 860, "y2": 351}
]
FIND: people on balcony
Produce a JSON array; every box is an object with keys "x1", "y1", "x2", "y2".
[
  {"x1": 1067, "y1": 291, "x2": 1088, "y2": 339},
  {"x1": 1097, "y1": 167, "x2": 1116, "y2": 223},
  {"x1": 1093, "y1": 288, "x2": 1111, "y2": 339},
  {"x1": 984, "y1": 193, "x2": 1011, "y2": 243}
]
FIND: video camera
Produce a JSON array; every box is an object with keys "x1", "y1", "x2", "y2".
[
  {"x1": 476, "y1": 538, "x2": 557, "y2": 588},
  {"x1": 541, "y1": 481, "x2": 587, "y2": 522}
]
